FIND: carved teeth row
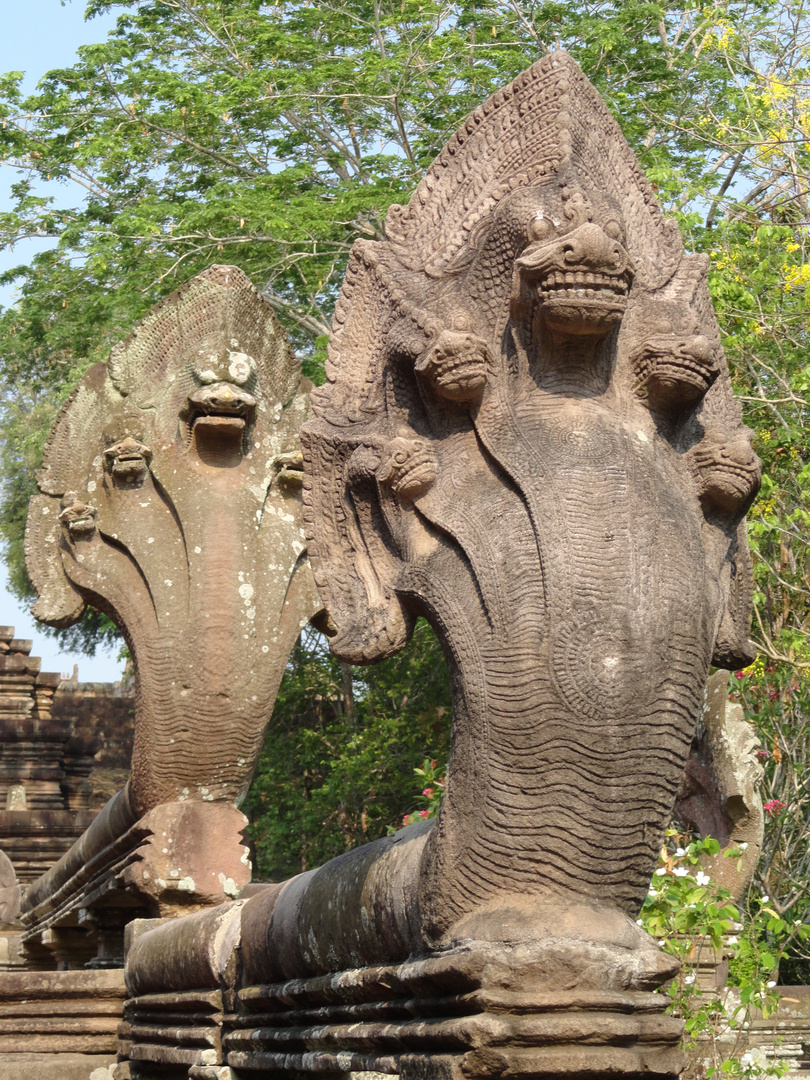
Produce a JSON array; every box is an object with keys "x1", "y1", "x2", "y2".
[
  {"x1": 541, "y1": 270, "x2": 628, "y2": 293},
  {"x1": 539, "y1": 285, "x2": 627, "y2": 301}
]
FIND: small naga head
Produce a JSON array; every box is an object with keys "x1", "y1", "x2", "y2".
[
  {"x1": 514, "y1": 185, "x2": 634, "y2": 338},
  {"x1": 631, "y1": 322, "x2": 720, "y2": 414},
  {"x1": 347, "y1": 431, "x2": 439, "y2": 502},
  {"x1": 689, "y1": 428, "x2": 761, "y2": 515},
  {"x1": 58, "y1": 493, "x2": 97, "y2": 537},
  {"x1": 103, "y1": 436, "x2": 153, "y2": 486},
  {"x1": 182, "y1": 345, "x2": 258, "y2": 459},
  {"x1": 415, "y1": 313, "x2": 492, "y2": 404},
  {"x1": 376, "y1": 432, "x2": 438, "y2": 500}
]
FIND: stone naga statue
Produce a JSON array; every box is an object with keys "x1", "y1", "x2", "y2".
[
  {"x1": 24, "y1": 265, "x2": 319, "y2": 918},
  {"x1": 303, "y1": 51, "x2": 759, "y2": 956}
]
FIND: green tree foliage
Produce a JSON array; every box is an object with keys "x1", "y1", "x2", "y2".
[
  {"x1": 242, "y1": 621, "x2": 451, "y2": 879},
  {"x1": 1, "y1": 0, "x2": 810, "y2": 906}
]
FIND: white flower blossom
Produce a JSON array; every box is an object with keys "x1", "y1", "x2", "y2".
[
  {"x1": 655, "y1": 867, "x2": 666, "y2": 876},
  {"x1": 767, "y1": 980, "x2": 777, "y2": 988},
  {"x1": 658, "y1": 940, "x2": 666, "y2": 947},
  {"x1": 673, "y1": 866, "x2": 689, "y2": 877},
  {"x1": 762, "y1": 895, "x2": 770, "y2": 903},
  {"x1": 636, "y1": 919, "x2": 644, "y2": 925},
  {"x1": 675, "y1": 847, "x2": 686, "y2": 857},
  {"x1": 684, "y1": 973, "x2": 696, "y2": 985},
  {"x1": 695, "y1": 870, "x2": 711, "y2": 887},
  {"x1": 739, "y1": 842, "x2": 749, "y2": 850},
  {"x1": 727, "y1": 936, "x2": 739, "y2": 945}
]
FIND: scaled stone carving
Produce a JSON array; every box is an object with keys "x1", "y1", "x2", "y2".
[
  {"x1": 303, "y1": 51, "x2": 759, "y2": 955},
  {"x1": 24, "y1": 266, "x2": 320, "y2": 921},
  {"x1": 27, "y1": 265, "x2": 317, "y2": 816}
]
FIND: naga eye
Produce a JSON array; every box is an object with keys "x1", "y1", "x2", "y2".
[
  {"x1": 604, "y1": 219, "x2": 623, "y2": 241},
  {"x1": 530, "y1": 216, "x2": 553, "y2": 242}
]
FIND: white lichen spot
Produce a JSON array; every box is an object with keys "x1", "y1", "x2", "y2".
[
  {"x1": 218, "y1": 873, "x2": 240, "y2": 897},
  {"x1": 147, "y1": 537, "x2": 155, "y2": 544},
  {"x1": 228, "y1": 352, "x2": 253, "y2": 384},
  {"x1": 41, "y1": 506, "x2": 50, "y2": 515},
  {"x1": 76, "y1": 554, "x2": 85, "y2": 563},
  {"x1": 177, "y1": 876, "x2": 195, "y2": 892},
  {"x1": 87, "y1": 480, "x2": 97, "y2": 493},
  {"x1": 92, "y1": 455, "x2": 103, "y2": 469},
  {"x1": 636, "y1": 430, "x2": 649, "y2": 443},
  {"x1": 262, "y1": 645, "x2": 269, "y2": 653},
  {"x1": 246, "y1": 607, "x2": 256, "y2": 621},
  {"x1": 170, "y1": 869, "x2": 179, "y2": 878},
  {"x1": 238, "y1": 583, "x2": 254, "y2": 603},
  {"x1": 164, "y1": 579, "x2": 173, "y2": 587},
  {"x1": 162, "y1": 848, "x2": 168, "y2": 854},
  {"x1": 194, "y1": 546, "x2": 201, "y2": 554}
]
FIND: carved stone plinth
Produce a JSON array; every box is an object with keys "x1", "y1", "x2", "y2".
[
  {"x1": 0, "y1": 968, "x2": 125, "y2": 1055},
  {"x1": 228, "y1": 948, "x2": 685, "y2": 1080}
]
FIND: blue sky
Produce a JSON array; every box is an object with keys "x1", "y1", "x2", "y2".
[{"x1": 1, "y1": 1, "x2": 123, "y2": 681}]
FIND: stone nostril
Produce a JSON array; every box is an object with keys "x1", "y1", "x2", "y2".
[{"x1": 685, "y1": 335, "x2": 713, "y2": 363}]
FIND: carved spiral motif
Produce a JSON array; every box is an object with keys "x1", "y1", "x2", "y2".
[{"x1": 550, "y1": 608, "x2": 654, "y2": 725}]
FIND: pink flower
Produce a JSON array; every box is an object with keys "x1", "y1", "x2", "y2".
[
  {"x1": 420, "y1": 809, "x2": 430, "y2": 819},
  {"x1": 764, "y1": 799, "x2": 786, "y2": 816},
  {"x1": 422, "y1": 787, "x2": 434, "y2": 798}
]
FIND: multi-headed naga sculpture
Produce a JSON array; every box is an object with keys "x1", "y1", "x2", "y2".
[
  {"x1": 23, "y1": 266, "x2": 319, "y2": 926},
  {"x1": 232, "y1": 49, "x2": 760, "y2": 1080}
]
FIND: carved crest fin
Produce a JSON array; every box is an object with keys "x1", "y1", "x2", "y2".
[{"x1": 384, "y1": 51, "x2": 682, "y2": 289}]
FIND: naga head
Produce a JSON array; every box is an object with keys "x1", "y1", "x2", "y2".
[
  {"x1": 514, "y1": 185, "x2": 634, "y2": 338},
  {"x1": 182, "y1": 344, "x2": 258, "y2": 461},
  {"x1": 103, "y1": 436, "x2": 153, "y2": 486}
]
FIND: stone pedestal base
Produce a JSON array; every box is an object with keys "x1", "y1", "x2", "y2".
[{"x1": 227, "y1": 945, "x2": 685, "y2": 1080}]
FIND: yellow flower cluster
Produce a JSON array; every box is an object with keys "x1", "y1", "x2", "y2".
[{"x1": 783, "y1": 263, "x2": 810, "y2": 291}]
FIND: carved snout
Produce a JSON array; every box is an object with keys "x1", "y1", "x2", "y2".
[
  {"x1": 415, "y1": 329, "x2": 491, "y2": 403},
  {"x1": 104, "y1": 436, "x2": 153, "y2": 486},
  {"x1": 689, "y1": 431, "x2": 761, "y2": 514},
  {"x1": 188, "y1": 383, "x2": 256, "y2": 417},
  {"x1": 58, "y1": 494, "x2": 97, "y2": 537},
  {"x1": 560, "y1": 222, "x2": 632, "y2": 277}
]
